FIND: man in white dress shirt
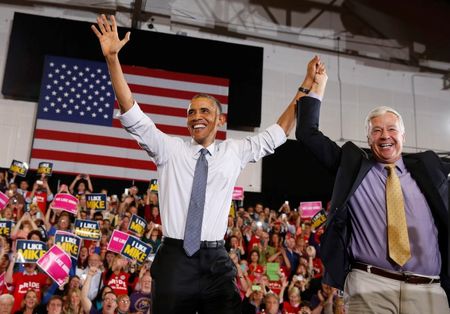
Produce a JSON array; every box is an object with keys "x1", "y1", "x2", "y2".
[{"x1": 92, "y1": 14, "x2": 313, "y2": 314}]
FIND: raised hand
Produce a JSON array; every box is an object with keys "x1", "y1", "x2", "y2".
[
  {"x1": 306, "y1": 55, "x2": 320, "y2": 84},
  {"x1": 310, "y1": 60, "x2": 328, "y2": 98},
  {"x1": 91, "y1": 14, "x2": 130, "y2": 60}
]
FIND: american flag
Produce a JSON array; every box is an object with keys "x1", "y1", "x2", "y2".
[{"x1": 30, "y1": 56, "x2": 229, "y2": 181}]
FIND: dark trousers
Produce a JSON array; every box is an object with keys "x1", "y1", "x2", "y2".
[{"x1": 150, "y1": 238, "x2": 242, "y2": 314}]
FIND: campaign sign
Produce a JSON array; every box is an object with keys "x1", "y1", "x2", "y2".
[
  {"x1": 300, "y1": 201, "x2": 322, "y2": 219},
  {"x1": 232, "y1": 186, "x2": 244, "y2": 201},
  {"x1": 74, "y1": 219, "x2": 101, "y2": 241},
  {"x1": 0, "y1": 220, "x2": 13, "y2": 237},
  {"x1": 86, "y1": 193, "x2": 106, "y2": 212},
  {"x1": 149, "y1": 179, "x2": 158, "y2": 193},
  {"x1": 311, "y1": 209, "x2": 328, "y2": 230},
  {"x1": 37, "y1": 162, "x2": 53, "y2": 176},
  {"x1": 9, "y1": 160, "x2": 29, "y2": 177},
  {"x1": 54, "y1": 230, "x2": 81, "y2": 259},
  {"x1": 121, "y1": 235, "x2": 152, "y2": 265},
  {"x1": 107, "y1": 230, "x2": 129, "y2": 254},
  {"x1": 52, "y1": 193, "x2": 79, "y2": 215},
  {"x1": 128, "y1": 214, "x2": 147, "y2": 237},
  {"x1": 37, "y1": 245, "x2": 71, "y2": 287},
  {"x1": 16, "y1": 240, "x2": 47, "y2": 263},
  {"x1": 0, "y1": 191, "x2": 9, "y2": 210}
]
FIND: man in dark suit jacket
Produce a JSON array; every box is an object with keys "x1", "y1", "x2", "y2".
[{"x1": 296, "y1": 57, "x2": 450, "y2": 313}]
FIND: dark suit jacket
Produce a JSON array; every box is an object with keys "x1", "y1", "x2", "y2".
[{"x1": 296, "y1": 96, "x2": 450, "y2": 300}]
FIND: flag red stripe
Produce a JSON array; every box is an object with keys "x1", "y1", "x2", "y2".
[
  {"x1": 110, "y1": 120, "x2": 227, "y2": 140},
  {"x1": 34, "y1": 129, "x2": 141, "y2": 150},
  {"x1": 31, "y1": 149, "x2": 157, "y2": 171},
  {"x1": 129, "y1": 84, "x2": 228, "y2": 104},
  {"x1": 122, "y1": 65, "x2": 229, "y2": 87}
]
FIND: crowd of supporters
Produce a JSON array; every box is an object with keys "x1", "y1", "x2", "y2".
[{"x1": 0, "y1": 169, "x2": 344, "y2": 314}]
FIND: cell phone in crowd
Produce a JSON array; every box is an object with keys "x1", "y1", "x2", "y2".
[
  {"x1": 124, "y1": 188, "x2": 130, "y2": 195},
  {"x1": 36, "y1": 180, "x2": 43, "y2": 185}
]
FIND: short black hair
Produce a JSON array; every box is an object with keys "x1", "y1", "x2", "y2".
[{"x1": 191, "y1": 93, "x2": 223, "y2": 114}]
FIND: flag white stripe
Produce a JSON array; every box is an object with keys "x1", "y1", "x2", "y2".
[
  {"x1": 124, "y1": 73, "x2": 229, "y2": 96},
  {"x1": 131, "y1": 93, "x2": 228, "y2": 113},
  {"x1": 36, "y1": 120, "x2": 132, "y2": 139}
]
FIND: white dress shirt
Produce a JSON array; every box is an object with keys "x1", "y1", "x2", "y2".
[{"x1": 119, "y1": 103, "x2": 286, "y2": 241}]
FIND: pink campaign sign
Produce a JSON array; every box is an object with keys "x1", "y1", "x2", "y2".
[
  {"x1": 107, "y1": 230, "x2": 129, "y2": 254},
  {"x1": 232, "y1": 186, "x2": 244, "y2": 201},
  {"x1": 300, "y1": 201, "x2": 322, "y2": 219},
  {"x1": 52, "y1": 193, "x2": 79, "y2": 214},
  {"x1": 37, "y1": 245, "x2": 72, "y2": 287},
  {"x1": 0, "y1": 191, "x2": 9, "y2": 210}
]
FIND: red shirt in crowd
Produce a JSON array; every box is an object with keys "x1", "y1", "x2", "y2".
[
  {"x1": 282, "y1": 301, "x2": 301, "y2": 314},
  {"x1": 10, "y1": 272, "x2": 49, "y2": 313},
  {"x1": 104, "y1": 271, "x2": 134, "y2": 295}
]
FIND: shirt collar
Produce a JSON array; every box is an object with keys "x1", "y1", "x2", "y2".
[
  {"x1": 189, "y1": 140, "x2": 215, "y2": 156},
  {"x1": 373, "y1": 157, "x2": 406, "y2": 175}
]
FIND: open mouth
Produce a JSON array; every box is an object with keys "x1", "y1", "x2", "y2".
[
  {"x1": 379, "y1": 143, "x2": 393, "y2": 148},
  {"x1": 192, "y1": 124, "x2": 206, "y2": 130}
]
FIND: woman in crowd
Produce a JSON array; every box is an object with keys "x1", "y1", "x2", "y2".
[
  {"x1": 69, "y1": 174, "x2": 93, "y2": 196},
  {"x1": 248, "y1": 249, "x2": 265, "y2": 282},
  {"x1": 14, "y1": 289, "x2": 40, "y2": 314},
  {"x1": 103, "y1": 255, "x2": 137, "y2": 295},
  {"x1": 142, "y1": 222, "x2": 161, "y2": 254},
  {"x1": 63, "y1": 288, "x2": 83, "y2": 314},
  {"x1": 77, "y1": 247, "x2": 90, "y2": 274},
  {"x1": 11, "y1": 212, "x2": 38, "y2": 240},
  {"x1": 281, "y1": 286, "x2": 302, "y2": 314},
  {"x1": 0, "y1": 170, "x2": 8, "y2": 192}
]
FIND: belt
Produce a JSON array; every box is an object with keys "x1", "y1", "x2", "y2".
[
  {"x1": 352, "y1": 262, "x2": 440, "y2": 284},
  {"x1": 163, "y1": 237, "x2": 225, "y2": 249}
]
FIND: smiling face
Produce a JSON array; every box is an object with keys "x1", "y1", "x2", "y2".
[
  {"x1": 367, "y1": 112, "x2": 405, "y2": 164},
  {"x1": 24, "y1": 290, "x2": 38, "y2": 309},
  {"x1": 187, "y1": 96, "x2": 225, "y2": 147}
]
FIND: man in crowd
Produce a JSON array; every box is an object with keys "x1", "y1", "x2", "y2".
[{"x1": 0, "y1": 294, "x2": 14, "y2": 314}]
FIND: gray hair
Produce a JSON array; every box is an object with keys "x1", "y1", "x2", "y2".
[
  {"x1": 190, "y1": 93, "x2": 223, "y2": 114},
  {"x1": 0, "y1": 294, "x2": 14, "y2": 304},
  {"x1": 365, "y1": 106, "x2": 405, "y2": 137}
]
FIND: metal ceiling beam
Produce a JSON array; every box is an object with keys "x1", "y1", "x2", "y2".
[
  {"x1": 0, "y1": 0, "x2": 118, "y2": 15},
  {"x1": 131, "y1": 0, "x2": 145, "y2": 29}
]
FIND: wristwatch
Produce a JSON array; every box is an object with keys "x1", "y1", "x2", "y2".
[{"x1": 298, "y1": 86, "x2": 310, "y2": 94}]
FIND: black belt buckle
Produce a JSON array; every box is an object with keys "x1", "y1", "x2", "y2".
[{"x1": 201, "y1": 240, "x2": 224, "y2": 249}]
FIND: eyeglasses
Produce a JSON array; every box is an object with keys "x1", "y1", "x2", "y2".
[
  {"x1": 119, "y1": 299, "x2": 130, "y2": 304},
  {"x1": 103, "y1": 297, "x2": 117, "y2": 303}
]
